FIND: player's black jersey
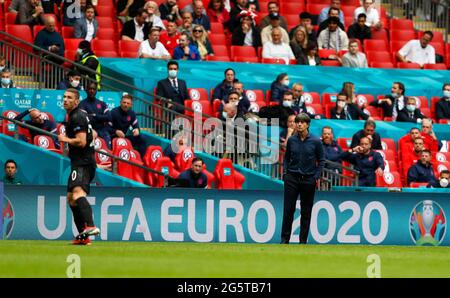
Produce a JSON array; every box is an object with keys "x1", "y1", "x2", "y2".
[{"x1": 66, "y1": 107, "x2": 96, "y2": 166}]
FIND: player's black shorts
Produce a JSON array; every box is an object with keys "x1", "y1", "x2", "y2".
[{"x1": 67, "y1": 165, "x2": 96, "y2": 194}]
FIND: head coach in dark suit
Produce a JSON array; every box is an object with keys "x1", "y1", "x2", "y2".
[{"x1": 156, "y1": 60, "x2": 189, "y2": 115}]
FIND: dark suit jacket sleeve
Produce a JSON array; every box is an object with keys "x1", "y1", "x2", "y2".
[
  {"x1": 121, "y1": 21, "x2": 134, "y2": 39},
  {"x1": 353, "y1": 105, "x2": 369, "y2": 120},
  {"x1": 350, "y1": 132, "x2": 360, "y2": 149},
  {"x1": 330, "y1": 108, "x2": 339, "y2": 119},
  {"x1": 372, "y1": 133, "x2": 382, "y2": 150},
  {"x1": 231, "y1": 27, "x2": 245, "y2": 46},
  {"x1": 73, "y1": 19, "x2": 85, "y2": 38},
  {"x1": 180, "y1": 80, "x2": 189, "y2": 100}
]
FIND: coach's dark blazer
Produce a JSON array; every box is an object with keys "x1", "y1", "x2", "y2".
[{"x1": 156, "y1": 78, "x2": 189, "y2": 114}]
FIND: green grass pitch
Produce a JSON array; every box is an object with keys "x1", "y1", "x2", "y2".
[{"x1": 1, "y1": 240, "x2": 450, "y2": 278}]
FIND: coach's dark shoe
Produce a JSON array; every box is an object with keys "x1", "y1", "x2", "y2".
[{"x1": 280, "y1": 240, "x2": 289, "y2": 244}]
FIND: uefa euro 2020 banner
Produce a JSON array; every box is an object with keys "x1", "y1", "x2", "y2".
[{"x1": 1, "y1": 185, "x2": 449, "y2": 246}]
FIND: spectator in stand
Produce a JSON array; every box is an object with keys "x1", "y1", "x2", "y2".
[
  {"x1": 297, "y1": 42, "x2": 321, "y2": 66},
  {"x1": 117, "y1": 0, "x2": 146, "y2": 23},
  {"x1": 156, "y1": 60, "x2": 189, "y2": 114},
  {"x1": 232, "y1": 81, "x2": 251, "y2": 113},
  {"x1": 191, "y1": 0, "x2": 211, "y2": 32},
  {"x1": 331, "y1": 93, "x2": 370, "y2": 120},
  {"x1": 350, "y1": 119, "x2": 382, "y2": 150},
  {"x1": 173, "y1": 32, "x2": 201, "y2": 60},
  {"x1": 0, "y1": 69, "x2": 16, "y2": 89},
  {"x1": 74, "y1": 40, "x2": 101, "y2": 88},
  {"x1": 179, "y1": 11, "x2": 194, "y2": 34},
  {"x1": 341, "y1": 39, "x2": 368, "y2": 68},
  {"x1": 435, "y1": 83, "x2": 450, "y2": 122},
  {"x1": 262, "y1": 27, "x2": 295, "y2": 65},
  {"x1": 191, "y1": 25, "x2": 214, "y2": 60},
  {"x1": 347, "y1": 13, "x2": 372, "y2": 44},
  {"x1": 322, "y1": 126, "x2": 343, "y2": 166},
  {"x1": 14, "y1": 107, "x2": 58, "y2": 146},
  {"x1": 354, "y1": 0, "x2": 382, "y2": 30},
  {"x1": 369, "y1": 81, "x2": 407, "y2": 121},
  {"x1": 317, "y1": 7, "x2": 345, "y2": 36},
  {"x1": 396, "y1": 97, "x2": 425, "y2": 123},
  {"x1": 402, "y1": 137, "x2": 425, "y2": 174},
  {"x1": 144, "y1": 1, "x2": 166, "y2": 30},
  {"x1": 290, "y1": 26, "x2": 309, "y2": 60},
  {"x1": 291, "y1": 83, "x2": 322, "y2": 119},
  {"x1": 176, "y1": 157, "x2": 208, "y2": 188},
  {"x1": 213, "y1": 68, "x2": 238, "y2": 102},
  {"x1": 341, "y1": 136, "x2": 384, "y2": 187},
  {"x1": 258, "y1": 1, "x2": 288, "y2": 31},
  {"x1": 318, "y1": 0, "x2": 345, "y2": 26},
  {"x1": 138, "y1": 27, "x2": 171, "y2": 60},
  {"x1": 164, "y1": 133, "x2": 188, "y2": 163},
  {"x1": 259, "y1": 91, "x2": 295, "y2": 130},
  {"x1": 207, "y1": 0, "x2": 230, "y2": 26},
  {"x1": 399, "y1": 127, "x2": 422, "y2": 154},
  {"x1": 280, "y1": 114, "x2": 296, "y2": 146},
  {"x1": 57, "y1": 70, "x2": 82, "y2": 90},
  {"x1": 289, "y1": 12, "x2": 317, "y2": 44},
  {"x1": 109, "y1": 93, "x2": 147, "y2": 156},
  {"x1": 428, "y1": 170, "x2": 450, "y2": 188},
  {"x1": 182, "y1": 0, "x2": 206, "y2": 14},
  {"x1": 0, "y1": 55, "x2": 12, "y2": 73},
  {"x1": 219, "y1": 102, "x2": 245, "y2": 122},
  {"x1": 159, "y1": 20, "x2": 180, "y2": 57},
  {"x1": 73, "y1": 4, "x2": 98, "y2": 42},
  {"x1": 62, "y1": 0, "x2": 91, "y2": 26},
  {"x1": 270, "y1": 73, "x2": 290, "y2": 104},
  {"x1": 8, "y1": 0, "x2": 26, "y2": 13},
  {"x1": 228, "y1": 0, "x2": 249, "y2": 33},
  {"x1": 231, "y1": 12, "x2": 262, "y2": 48},
  {"x1": 16, "y1": 0, "x2": 45, "y2": 27},
  {"x1": 79, "y1": 82, "x2": 112, "y2": 148},
  {"x1": 34, "y1": 15, "x2": 65, "y2": 65},
  {"x1": 421, "y1": 118, "x2": 439, "y2": 152},
  {"x1": 396, "y1": 31, "x2": 435, "y2": 68},
  {"x1": 218, "y1": 91, "x2": 249, "y2": 120},
  {"x1": 2, "y1": 159, "x2": 22, "y2": 185},
  {"x1": 120, "y1": 8, "x2": 151, "y2": 42},
  {"x1": 159, "y1": 0, "x2": 182, "y2": 22},
  {"x1": 260, "y1": 13, "x2": 289, "y2": 45},
  {"x1": 317, "y1": 16, "x2": 349, "y2": 51},
  {"x1": 407, "y1": 150, "x2": 437, "y2": 186},
  {"x1": 341, "y1": 81, "x2": 359, "y2": 106}
]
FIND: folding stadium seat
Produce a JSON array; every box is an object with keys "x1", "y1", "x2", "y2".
[
  {"x1": 322, "y1": 93, "x2": 338, "y2": 106},
  {"x1": 230, "y1": 46, "x2": 257, "y2": 60},
  {"x1": 211, "y1": 45, "x2": 229, "y2": 57},
  {"x1": 188, "y1": 88, "x2": 209, "y2": 101},
  {"x1": 390, "y1": 19, "x2": 414, "y2": 31},
  {"x1": 96, "y1": 17, "x2": 115, "y2": 29},
  {"x1": 318, "y1": 49, "x2": 337, "y2": 59},
  {"x1": 174, "y1": 147, "x2": 195, "y2": 172},
  {"x1": 116, "y1": 148, "x2": 146, "y2": 184},
  {"x1": 153, "y1": 157, "x2": 180, "y2": 187},
  {"x1": 306, "y1": 3, "x2": 328, "y2": 16},
  {"x1": 280, "y1": 2, "x2": 305, "y2": 15},
  {"x1": 258, "y1": 0, "x2": 270, "y2": 13},
  {"x1": 284, "y1": 14, "x2": 300, "y2": 31},
  {"x1": 363, "y1": 106, "x2": 382, "y2": 120},
  {"x1": 355, "y1": 94, "x2": 374, "y2": 108},
  {"x1": 184, "y1": 99, "x2": 212, "y2": 119},
  {"x1": 210, "y1": 22, "x2": 224, "y2": 35},
  {"x1": 96, "y1": 5, "x2": 115, "y2": 18},
  {"x1": 120, "y1": 51, "x2": 137, "y2": 58},
  {"x1": 33, "y1": 135, "x2": 62, "y2": 154},
  {"x1": 206, "y1": 55, "x2": 230, "y2": 62},
  {"x1": 1, "y1": 110, "x2": 19, "y2": 137},
  {"x1": 321, "y1": 60, "x2": 342, "y2": 66},
  {"x1": 436, "y1": 162, "x2": 450, "y2": 177},
  {"x1": 341, "y1": 0, "x2": 361, "y2": 5},
  {"x1": 5, "y1": 25, "x2": 33, "y2": 50},
  {"x1": 96, "y1": 28, "x2": 116, "y2": 41},
  {"x1": 208, "y1": 34, "x2": 227, "y2": 46},
  {"x1": 248, "y1": 101, "x2": 266, "y2": 113},
  {"x1": 366, "y1": 51, "x2": 392, "y2": 65},
  {"x1": 95, "y1": 148, "x2": 113, "y2": 168},
  {"x1": 64, "y1": 38, "x2": 84, "y2": 51},
  {"x1": 429, "y1": 42, "x2": 445, "y2": 57},
  {"x1": 397, "y1": 62, "x2": 421, "y2": 69},
  {"x1": 370, "y1": 28, "x2": 388, "y2": 43},
  {"x1": 62, "y1": 26, "x2": 74, "y2": 38},
  {"x1": 305, "y1": 104, "x2": 323, "y2": 116},
  {"x1": 302, "y1": 92, "x2": 320, "y2": 105},
  {"x1": 212, "y1": 99, "x2": 222, "y2": 117},
  {"x1": 39, "y1": 111, "x2": 55, "y2": 122},
  {"x1": 307, "y1": 0, "x2": 328, "y2": 3},
  {"x1": 92, "y1": 39, "x2": 117, "y2": 52},
  {"x1": 337, "y1": 138, "x2": 352, "y2": 151},
  {"x1": 95, "y1": 51, "x2": 119, "y2": 57},
  {"x1": 424, "y1": 64, "x2": 447, "y2": 70},
  {"x1": 93, "y1": 137, "x2": 108, "y2": 151},
  {"x1": 370, "y1": 62, "x2": 395, "y2": 68},
  {"x1": 5, "y1": 12, "x2": 17, "y2": 25},
  {"x1": 390, "y1": 30, "x2": 416, "y2": 41},
  {"x1": 112, "y1": 137, "x2": 133, "y2": 153},
  {"x1": 363, "y1": 40, "x2": 389, "y2": 53},
  {"x1": 233, "y1": 56, "x2": 259, "y2": 63},
  {"x1": 213, "y1": 158, "x2": 245, "y2": 189},
  {"x1": 341, "y1": 6, "x2": 357, "y2": 19},
  {"x1": 381, "y1": 138, "x2": 396, "y2": 153},
  {"x1": 384, "y1": 160, "x2": 399, "y2": 173},
  {"x1": 376, "y1": 149, "x2": 396, "y2": 163},
  {"x1": 376, "y1": 171, "x2": 403, "y2": 188},
  {"x1": 435, "y1": 152, "x2": 450, "y2": 163},
  {"x1": 245, "y1": 89, "x2": 265, "y2": 104},
  {"x1": 261, "y1": 58, "x2": 287, "y2": 64},
  {"x1": 409, "y1": 182, "x2": 429, "y2": 188}
]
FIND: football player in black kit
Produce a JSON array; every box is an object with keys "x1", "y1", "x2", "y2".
[{"x1": 58, "y1": 88, "x2": 100, "y2": 245}]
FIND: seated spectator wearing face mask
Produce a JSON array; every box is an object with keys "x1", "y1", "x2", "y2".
[
  {"x1": 330, "y1": 93, "x2": 369, "y2": 120},
  {"x1": 0, "y1": 69, "x2": 15, "y2": 88},
  {"x1": 428, "y1": 170, "x2": 450, "y2": 188},
  {"x1": 435, "y1": 83, "x2": 450, "y2": 122},
  {"x1": 396, "y1": 97, "x2": 425, "y2": 123},
  {"x1": 57, "y1": 70, "x2": 82, "y2": 90},
  {"x1": 270, "y1": 73, "x2": 290, "y2": 104}
]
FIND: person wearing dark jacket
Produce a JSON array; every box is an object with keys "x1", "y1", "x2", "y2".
[
  {"x1": 396, "y1": 97, "x2": 425, "y2": 123},
  {"x1": 14, "y1": 107, "x2": 58, "y2": 147},
  {"x1": 33, "y1": 15, "x2": 65, "y2": 65},
  {"x1": 370, "y1": 82, "x2": 407, "y2": 120},
  {"x1": 176, "y1": 157, "x2": 208, "y2": 188},
  {"x1": 428, "y1": 170, "x2": 450, "y2": 188},
  {"x1": 156, "y1": 60, "x2": 189, "y2": 114},
  {"x1": 212, "y1": 68, "x2": 238, "y2": 102},
  {"x1": 228, "y1": 0, "x2": 248, "y2": 33},
  {"x1": 341, "y1": 136, "x2": 384, "y2": 187},
  {"x1": 407, "y1": 150, "x2": 437, "y2": 186},
  {"x1": 317, "y1": 8, "x2": 345, "y2": 36},
  {"x1": 322, "y1": 126, "x2": 343, "y2": 165},
  {"x1": 74, "y1": 40, "x2": 101, "y2": 88},
  {"x1": 109, "y1": 94, "x2": 147, "y2": 156},
  {"x1": 79, "y1": 82, "x2": 112, "y2": 148},
  {"x1": 346, "y1": 13, "x2": 372, "y2": 44},
  {"x1": 259, "y1": 91, "x2": 295, "y2": 129},
  {"x1": 120, "y1": 8, "x2": 151, "y2": 41},
  {"x1": 296, "y1": 42, "x2": 321, "y2": 66},
  {"x1": 16, "y1": 0, "x2": 45, "y2": 27},
  {"x1": 57, "y1": 70, "x2": 82, "y2": 90},
  {"x1": 330, "y1": 93, "x2": 369, "y2": 120},
  {"x1": 350, "y1": 120, "x2": 383, "y2": 150},
  {"x1": 435, "y1": 83, "x2": 450, "y2": 122},
  {"x1": 270, "y1": 73, "x2": 290, "y2": 103},
  {"x1": 231, "y1": 13, "x2": 262, "y2": 48}
]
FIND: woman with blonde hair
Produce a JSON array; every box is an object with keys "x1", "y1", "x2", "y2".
[
  {"x1": 341, "y1": 81, "x2": 358, "y2": 105},
  {"x1": 144, "y1": 1, "x2": 166, "y2": 30},
  {"x1": 290, "y1": 26, "x2": 309, "y2": 59},
  {"x1": 191, "y1": 25, "x2": 214, "y2": 60}
]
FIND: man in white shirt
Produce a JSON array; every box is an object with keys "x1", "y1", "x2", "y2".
[
  {"x1": 262, "y1": 27, "x2": 295, "y2": 64},
  {"x1": 342, "y1": 39, "x2": 368, "y2": 68},
  {"x1": 120, "y1": 8, "x2": 151, "y2": 42},
  {"x1": 354, "y1": 0, "x2": 381, "y2": 29},
  {"x1": 317, "y1": 16, "x2": 349, "y2": 51},
  {"x1": 397, "y1": 31, "x2": 435, "y2": 68},
  {"x1": 260, "y1": 13, "x2": 290, "y2": 45},
  {"x1": 138, "y1": 27, "x2": 171, "y2": 60}
]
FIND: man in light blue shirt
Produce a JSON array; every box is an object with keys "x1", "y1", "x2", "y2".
[{"x1": 318, "y1": 0, "x2": 345, "y2": 26}]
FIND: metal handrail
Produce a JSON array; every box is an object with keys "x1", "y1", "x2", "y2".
[{"x1": 0, "y1": 114, "x2": 167, "y2": 185}]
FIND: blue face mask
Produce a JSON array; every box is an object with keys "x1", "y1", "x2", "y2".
[
  {"x1": 1, "y1": 78, "x2": 11, "y2": 85},
  {"x1": 168, "y1": 70, "x2": 178, "y2": 78},
  {"x1": 282, "y1": 101, "x2": 293, "y2": 108},
  {"x1": 391, "y1": 93, "x2": 398, "y2": 98},
  {"x1": 444, "y1": 90, "x2": 450, "y2": 99},
  {"x1": 222, "y1": 111, "x2": 228, "y2": 119},
  {"x1": 406, "y1": 105, "x2": 416, "y2": 112}
]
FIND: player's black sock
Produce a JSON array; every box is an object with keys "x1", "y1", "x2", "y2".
[
  {"x1": 69, "y1": 204, "x2": 84, "y2": 234},
  {"x1": 76, "y1": 197, "x2": 95, "y2": 227}
]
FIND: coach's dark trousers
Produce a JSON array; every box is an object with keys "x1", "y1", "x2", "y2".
[{"x1": 281, "y1": 172, "x2": 317, "y2": 244}]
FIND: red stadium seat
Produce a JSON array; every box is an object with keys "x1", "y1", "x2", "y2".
[
  {"x1": 118, "y1": 40, "x2": 140, "y2": 53},
  {"x1": 409, "y1": 182, "x2": 429, "y2": 188},
  {"x1": 363, "y1": 106, "x2": 382, "y2": 119},
  {"x1": 390, "y1": 19, "x2": 414, "y2": 31},
  {"x1": 233, "y1": 56, "x2": 259, "y2": 63},
  {"x1": 210, "y1": 22, "x2": 224, "y2": 34},
  {"x1": 143, "y1": 145, "x2": 164, "y2": 168},
  {"x1": 95, "y1": 50, "x2": 119, "y2": 57},
  {"x1": 366, "y1": 51, "x2": 392, "y2": 64},
  {"x1": 397, "y1": 62, "x2": 421, "y2": 69},
  {"x1": 284, "y1": 14, "x2": 300, "y2": 30},
  {"x1": 153, "y1": 157, "x2": 180, "y2": 187},
  {"x1": 5, "y1": 25, "x2": 33, "y2": 51},
  {"x1": 96, "y1": 17, "x2": 115, "y2": 29},
  {"x1": 384, "y1": 160, "x2": 398, "y2": 173},
  {"x1": 64, "y1": 38, "x2": 84, "y2": 51},
  {"x1": 370, "y1": 62, "x2": 395, "y2": 68},
  {"x1": 435, "y1": 152, "x2": 450, "y2": 163},
  {"x1": 318, "y1": 49, "x2": 337, "y2": 59},
  {"x1": 391, "y1": 30, "x2": 416, "y2": 41},
  {"x1": 112, "y1": 137, "x2": 133, "y2": 153},
  {"x1": 96, "y1": 28, "x2": 116, "y2": 41},
  {"x1": 188, "y1": 88, "x2": 209, "y2": 101},
  {"x1": 174, "y1": 147, "x2": 195, "y2": 172},
  {"x1": 424, "y1": 63, "x2": 447, "y2": 70},
  {"x1": 211, "y1": 45, "x2": 229, "y2": 57},
  {"x1": 96, "y1": 148, "x2": 113, "y2": 168},
  {"x1": 92, "y1": 39, "x2": 117, "y2": 52},
  {"x1": 370, "y1": 28, "x2": 388, "y2": 43},
  {"x1": 376, "y1": 149, "x2": 396, "y2": 163},
  {"x1": 248, "y1": 101, "x2": 267, "y2": 113},
  {"x1": 213, "y1": 158, "x2": 245, "y2": 189},
  {"x1": 376, "y1": 171, "x2": 403, "y2": 187},
  {"x1": 93, "y1": 137, "x2": 108, "y2": 151},
  {"x1": 206, "y1": 55, "x2": 230, "y2": 62},
  {"x1": 120, "y1": 51, "x2": 138, "y2": 58},
  {"x1": 390, "y1": 40, "x2": 408, "y2": 53},
  {"x1": 355, "y1": 94, "x2": 374, "y2": 108},
  {"x1": 261, "y1": 58, "x2": 287, "y2": 64},
  {"x1": 321, "y1": 60, "x2": 341, "y2": 66},
  {"x1": 306, "y1": 3, "x2": 327, "y2": 15},
  {"x1": 363, "y1": 40, "x2": 389, "y2": 52},
  {"x1": 245, "y1": 89, "x2": 266, "y2": 104},
  {"x1": 184, "y1": 100, "x2": 212, "y2": 118},
  {"x1": 303, "y1": 92, "x2": 321, "y2": 105},
  {"x1": 341, "y1": 6, "x2": 357, "y2": 19},
  {"x1": 116, "y1": 148, "x2": 145, "y2": 184},
  {"x1": 230, "y1": 46, "x2": 257, "y2": 60},
  {"x1": 33, "y1": 135, "x2": 61, "y2": 154},
  {"x1": 6, "y1": 12, "x2": 17, "y2": 25},
  {"x1": 96, "y1": 5, "x2": 116, "y2": 18},
  {"x1": 280, "y1": 2, "x2": 305, "y2": 15},
  {"x1": 305, "y1": 104, "x2": 323, "y2": 116},
  {"x1": 381, "y1": 138, "x2": 396, "y2": 152},
  {"x1": 322, "y1": 93, "x2": 338, "y2": 106},
  {"x1": 212, "y1": 99, "x2": 222, "y2": 117},
  {"x1": 1, "y1": 110, "x2": 19, "y2": 136},
  {"x1": 208, "y1": 34, "x2": 227, "y2": 46},
  {"x1": 62, "y1": 26, "x2": 74, "y2": 38}
]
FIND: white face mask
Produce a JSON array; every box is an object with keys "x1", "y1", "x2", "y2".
[
  {"x1": 406, "y1": 105, "x2": 416, "y2": 112},
  {"x1": 77, "y1": 48, "x2": 84, "y2": 55},
  {"x1": 337, "y1": 101, "x2": 346, "y2": 108},
  {"x1": 1, "y1": 78, "x2": 11, "y2": 85},
  {"x1": 282, "y1": 100, "x2": 293, "y2": 108},
  {"x1": 71, "y1": 80, "x2": 80, "y2": 88},
  {"x1": 444, "y1": 90, "x2": 450, "y2": 98},
  {"x1": 440, "y1": 178, "x2": 449, "y2": 188},
  {"x1": 222, "y1": 111, "x2": 228, "y2": 119},
  {"x1": 168, "y1": 70, "x2": 177, "y2": 78},
  {"x1": 282, "y1": 80, "x2": 290, "y2": 87},
  {"x1": 391, "y1": 92, "x2": 398, "y2": 98}
]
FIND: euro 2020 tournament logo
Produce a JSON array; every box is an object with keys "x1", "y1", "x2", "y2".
[
  {"x1": 2, "y1": 196, "x2": 15, "y2": 239},
  {"x1": 410, "y1": 200, "x2": 446, "y2": 246}
]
